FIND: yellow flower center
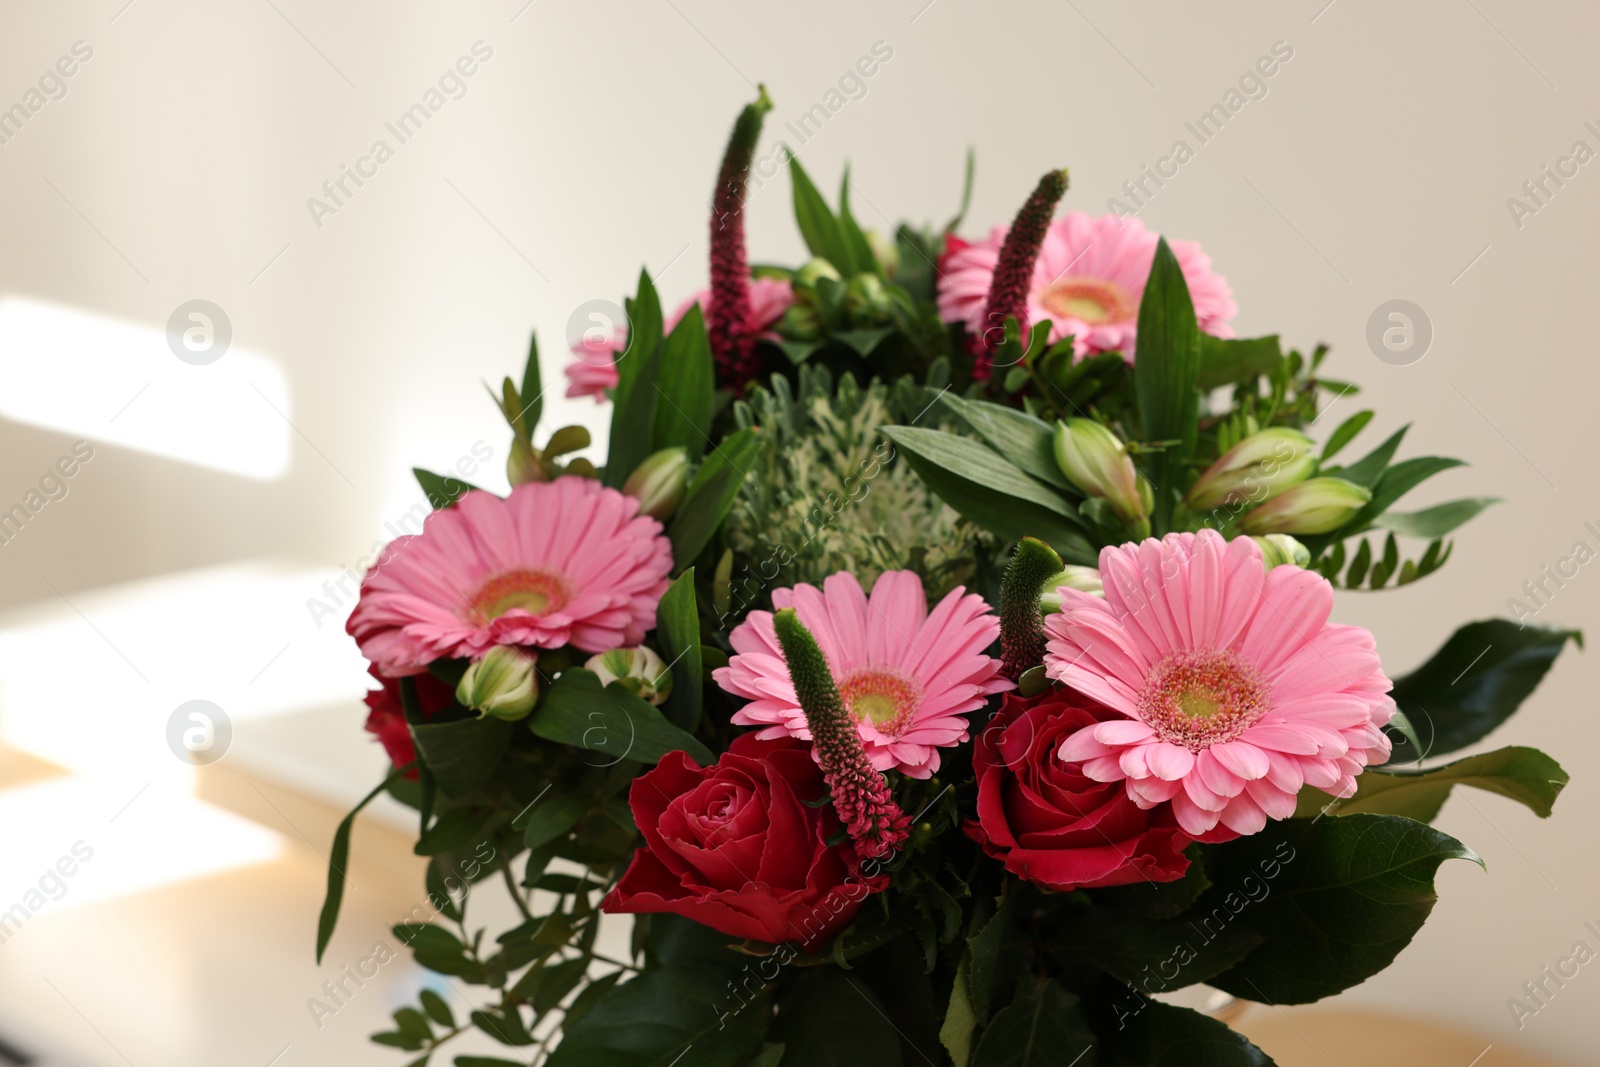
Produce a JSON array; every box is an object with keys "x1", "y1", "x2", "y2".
[
  {"x1": 1137, "y1": 648, "x2": 1270, "y2": 751},
  {"x1": 471, "y1": 570, "x2": 570, "y2": 620},
  {"x1": 837, "y1": 668, "x2": 921, "y2": 733},
  {"x1": 1039, "y1": 277, "x2": 1136, "y2": 326}
]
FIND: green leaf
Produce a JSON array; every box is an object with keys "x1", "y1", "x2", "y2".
[
  {"x1": 1134, "y1": 237, "x2": 1202, "y2": 532},
  {"x1": 667, "y1": 428, "x2": 759, "y2": 568},
  {"x1": 838, "y1": 169, "x2": 882, "y2": 277},
  {"x1": 1319, "y1": 409, "x2": 1373, "y2": 463},
  {"x1": 747, "y1": 1046, "x2": 786, "y2": 1067},
  {"x1": 517, "y1": 792, "x2": 591, "y2": 850},
  {"x1": 414, "y1": 468, "x2": 479, "y2": 509},
  {"x1": 1196, "y1": 334, "x2": 1282, "y2": 391},
  {"x1": 456, "y1": 1058, "x2": 527, "y2": 1067},
  {"x1": 1371, "y1": 497, "x2": 1498, "y2": 539},
  {"x1": 1327, "y1": 423, "x2": 1407, "y2": 488},
  {"x1": 1204, "y1": 813, "x2": 1480, "y2": 1004},
  {"x1": 1341, "y1": 456, "x2": 1465, "y2": 536},
  {"x1": 833, "y1": 327, "x2": 894, "y2": 356},
  {"x1": 530, "y1": 668, "x2": 713, "y2": 766},
  {"x1": 1054, "y1": 904, "x2": 1264, "y2": 994},
  {"x1": 966, "y1": 894, "x2": 1027, "y2": 1022},
  {"x1": 1387, "y1": 619, "x2": 1581, "y2": 761},
  {"x1": 317, "y1": 763, "x2": 412, "y2": 963},
  {"x1": 1098, "y1": 997, "x2": 1270, "y2": 1066},
  {"x1": 410, "y1": 716, "x2": 514, "y2": 798},
  {"x1": 1314, "y1": 746, "x2": 1567, "y2": 822},
  {"x1": 940, "y1": 957, "x2": 978, "y2": 1067},
  {"x1": 775, "y1": 339, "x2": 824, "y2": 366},
  {"x1": 1093, "y1": 848, "x2": 1211, "y2": 920},
  {"x1": 940, "y1": 394, "x2": 1072, "y2": 491},
  {"x1": 605, "y1": 345, "x2": 661, "y2": 489},
  {"x1": 415, "y1": 805, "x2": 493, "y2": 856},
  {"x1": 880, "y1": 426, "x2": 1095, "y2": 564},
  {"x1": 655, "y1": 570, "x2": 703, "y2": 731},
  {"x1": 944, "y1": 148, "x2": 976, "y2": 234},
  {"x1": 774, "y1": 968, "x2": 902, "y2": 1066},
  {"x1": 653, "y1": 304, "x2": 715, "y2": 461},
  {"x1": 969, "y1": 979, "x2": 1096, "y2": 1067},
  {"x1": 420, "y1": 989, "x2": 455, "y2": 1029},
  {"x1": 545, "y1": 965, "x2": 769, "y2": 1067},
  {"x1": 789, "y1": 157, "x2": 854, "y2": 274},
  {"x1": 520, "y1": 331, "x2": 544, "y2": 432}
]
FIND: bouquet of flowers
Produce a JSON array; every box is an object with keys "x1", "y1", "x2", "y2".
[{"x1": 318, "y1": 89, "x2": 1579, "y2": 1065}]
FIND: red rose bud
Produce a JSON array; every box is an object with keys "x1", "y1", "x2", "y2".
[
  {"x1": 1237, "y1": 476, "x2": 1370, "y2": 535},
  {"x1": 967, "y1": 691, "x2": 1193, "y2": 890},
  {"x1": 603, "y1": 734, "x2": 889, "y2": 946},
  {"x1": 362, "y1": 667, "x2": 455, "y2": 778}
]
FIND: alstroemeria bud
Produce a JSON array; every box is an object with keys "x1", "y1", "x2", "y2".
[
  {"x1": 1238, "y1": 477, "x2": 1371, "y2": 535},
  {"x1": 457, "y1": 647, "x2": 538, "y2": 720},
  {"x1": 778, "y1": 303, "x2": 822, "y2": 341},
  {"x1": 845, "y1": 274, "x2": 891, "y2": 319},
  {"x1": 507, "y1": 437, "x2": 545, "y2": 485},
  {"x1": 1186, "y1": 428, "x2": 1315, "y2": 512},
  {"x1": 622, "y1": 447, "x2": 690, "y2": 520},
  {"x1": 865, "y1": 229, "x2": 900, "y2": 278},
  {"x1": 1252, "y1": 534, "x2": 1311, "y2": 571},
  {"x1": 1039, "y1": 566, "x2": 1105, "y2": 612},
  {"x1": 1053, "y1": 419, "x2": 1147, "y2": 524},
  {"x1": 794, "y1": 257, "x2": 841, "y2": 290},
  {"x1": 586, "y1": 646, "x2": 673, "y2": 706}
]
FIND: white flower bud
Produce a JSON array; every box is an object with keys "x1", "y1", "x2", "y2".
[
  {"x1": 586, "y1": 646, "x2": 673, "y2": 706},
  {"x1": 1186, "y1": 428, "x2": 1315, "y2": 513},
  {"x1": 456, "y1": 647, "x2": 538, "y2": 721},
  {"x1": 1238, "y1": 478, "x2": 1371, "y2": 535}
]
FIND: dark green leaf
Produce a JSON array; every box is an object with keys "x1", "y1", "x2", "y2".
[
  {"x1": 564, "y1": 971, "x2": 624, "y2": 1030},
  {"x1": 318, "y1": 764, "x2": 412, "y2": 962},
  {"x1": 1098, "y1": 997, "x2": 1270, "y2": 1066},
  {"x1": 838, "y1": 169, "x2": 882, "y2": 277},
  {"x1": 775, "y1": 339, "x2": 824, "y2": 366},
  {"x1": 414, "y1": 468, "x2": 479, "y2": 509},
  {"x1": 970, "y1": 979, "x2": 1096, "y2": 1067},
  {"x1": 1372, "y1": 497, "x2": 1498, "y2": 539},
  {"x1": 518, "y1": 792, "x2": 591, "y2": 850},
  {"x1": 410, "y1": 716, "x2": 514, "y2": 798},
  {"x1": 940, "y1": 957, "x2": 978, "y2": 1067},
  {"x1": 1196, "y1": 334, "x2": 1282, "y2": 391},
  {"x1": 1205, "y1": 814, "x2": 1479, "y2": 1004},
  {"x1": 420, "y1": 989, "x2": 455, "y2": 1029},
  {"x1": 1093, "y1": 848, "x2": 1210, "y2": 919},
  {"x1": 415, "y1": 805, "x2": 493, "y2": 856},
  {"x1": 774, "y1": 968, "x2": 902, "y2": 1067},
  {"x1": 747, "y1": 1046, "x2": 786, "y2": 1067},
  {"x1": 1054, "y1": 905, "x2": 1263, "y2": 994},
  {"x1": 653, "y1": 304, "x2": 715, "y2": 461},
  {"x1": 966, "y1": 894, "x2": 1027, "y2": 1022},
  {"x1": 940, "y1": 394, "x2": 1072, "y2": 491},
  {"x1": 605, "y1": 345, "x2": 661, "y2": 489},
  {"x1": 520, "y1": 331, "x2": 544, "y2": 432},
  {"x1": 656, "y1": 570, "x2": 703, "y2": 731},
  {"x1": 1388, "y1": 619, "x2": 1580, "y2": 760},
  {"x1": 667, "y1": 428, "x2": 759, "y2": 568},
  {"x1": 1134, "y1": 238, "x2": 1202, "y2": 531},
  {"x1": 880, "y1": 426, "x2": 1095, "y2": 564},
  {"x1": 833, "y1": 327, "x2": 894, "y2": 356},
  {"x1": 1326, "y1": 424, "x2": 1407, "y2": 489},
  {"x1": 530, "y1": 668, "x2": 713, "y2": 766},
  {"x1": 1312, "y1": 746, "x2": 1567, "y2": 822},
  {"x1": 1319, "y1": 409, "x2": 1373, "y2": 463},
  {"x1": 456, "y1": 1058, "x2": 527, "y2": 1067},
  {"x1": 789, "y1": 157, "x2": 854, "y2": 274},
  {"x1": 546, "y1": 965, "x2": 769, "y2": 1067}
]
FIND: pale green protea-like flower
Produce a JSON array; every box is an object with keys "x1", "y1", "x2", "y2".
[
  {"x1": 457, "y1": 647, "x2": 538, "y2": 721},
  {"x1": 586, "y1": 646, "x2": 673, "y2": 706}
]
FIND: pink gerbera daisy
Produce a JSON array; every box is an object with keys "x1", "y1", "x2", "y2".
[
  {"x1": 713, "y1": 571, "x2": 1013, "y2": 779},
  {"x1": 563, "y1": 278, "x2": 794, "y2": 400},
  {"x1": 938, "y1": 212, "x2": 1236, "y2": 359},
  {"x1": 1044, "y1": 530, "x2": 1393, "y2": 837},
  {"x1": 348, "y1": 476, "x2": 674, "y2": 676}
]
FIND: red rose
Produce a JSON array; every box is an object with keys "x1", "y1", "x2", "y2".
[
  {"x1": 966, "y1": 690, "x2": 1193, "y2": 890},
  {"x1": 603, "y1": 734, "x2": 888, "y2": 946},
  {"x1": 363, "y1": 666, "x2": 455, "y2": 778}
]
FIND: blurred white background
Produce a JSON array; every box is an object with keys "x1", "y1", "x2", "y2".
[{"x1": 0, "y1": 1, "x2": 1595, "y2": 1064}]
